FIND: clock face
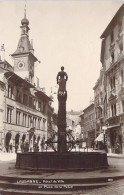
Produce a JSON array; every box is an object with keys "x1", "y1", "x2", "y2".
[{"x1": 17, "y1": 61, "x2": 25, "y2": 69}]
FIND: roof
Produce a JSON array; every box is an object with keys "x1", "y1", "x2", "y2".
[
  {"x1": 67, "y1": 111, "x2": 82, "y2": 115},
  {"x1": 83, "y1": 103, "x2": 94, "y2": 113},
  {"x1": 100, "y1": 4, "x2": 124, "y2": 38},
  {"x1": 35, "y1": 90, "x2": 52, "y2": 102},
  {"x1": 4, "y1": 71, "x2": 35, "y2": 88},
  {"x1": 93, "y1": 77, "x2": 100, "y2": 90},
  {"x1": 80, "y1": 113, "x2": 84, "y2": 117},
  {"x1": 11, "y1": 36, "x2": 37, "y2": 62},
  {"x1": 0, "y1": 80, "x2": 5, "y2": 87},
  {"x1": 0, "y1": 60, "x2": 14, "y2": 72}
]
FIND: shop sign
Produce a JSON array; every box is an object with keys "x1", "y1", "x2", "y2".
[{"x1": 102, "y1": 126, "x2": 107, "y2": 130}]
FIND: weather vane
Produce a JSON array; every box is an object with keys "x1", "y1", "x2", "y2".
[{"x1": 24, "y1": 0, "x2": 27, "y2": 18}]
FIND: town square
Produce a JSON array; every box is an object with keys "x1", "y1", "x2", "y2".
[{"x1": 0, "y1": 1, "x2": 124, "y2": 194}]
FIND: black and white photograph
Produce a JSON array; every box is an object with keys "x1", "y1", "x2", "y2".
[{"x1": 0, "y1": 0, "x2": 124, "y2": 194}]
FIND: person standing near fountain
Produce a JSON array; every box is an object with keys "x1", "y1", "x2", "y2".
[{"x1": 56, "y1": 66, "x2": 68, "y2": 152}]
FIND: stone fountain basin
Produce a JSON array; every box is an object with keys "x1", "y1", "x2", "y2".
[{"x1": 16, "y1": 152, "x2": 108, "y2": 171}]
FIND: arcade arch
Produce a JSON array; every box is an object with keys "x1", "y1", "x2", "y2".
[{"x1": 5, "y1": 132, "x2": 12, "y2": 152}]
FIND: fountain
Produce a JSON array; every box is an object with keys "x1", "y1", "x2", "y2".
[{"x1": 16, "y1": 67, "x2": 108, "y2": 171}]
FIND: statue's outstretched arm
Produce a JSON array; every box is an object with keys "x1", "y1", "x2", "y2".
[
  {"x1": 65, "y1": 73, "x2": 68, "y2": 81},
  {"x1": 56, "y1": 74, "x2": 59, "y2": 84}
]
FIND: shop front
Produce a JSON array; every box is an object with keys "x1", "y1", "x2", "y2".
[
  {"x1": 95, "y1": 132, "x2": 104, "y2": 150},
  {"x1": 107, "y1": 126, "x2": 122, "y2": 154},
  {"x1": 88, "y1": 129, "x2": 95, "y2": 148}
]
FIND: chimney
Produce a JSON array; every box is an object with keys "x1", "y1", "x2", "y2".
[{"x1": 0, "y1": 44, "x2": 5, "y2": 61}]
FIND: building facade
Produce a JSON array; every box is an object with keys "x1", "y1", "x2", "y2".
[
  {"x1": 0, "y1": 13, "x2": 53, "y2": 152},
  {"x1": 66, "y1": 110, "x2": 82, "y2": 140},
  {"x1": 93, "y1": 67, "x2": 107, "y2": 149},
  {"x1": 80, "y1": 104, "x2": 95, "y2": 148},
  {"x1": 96, "y1": 4, "x2": 124, "y2": 154}
]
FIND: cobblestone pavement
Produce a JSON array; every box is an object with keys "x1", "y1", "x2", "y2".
[{"x1": 73, "y1": 179, "x2": 124, "y2": 195}]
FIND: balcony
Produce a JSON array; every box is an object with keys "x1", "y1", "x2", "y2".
[
  {"x1": 110, "y1": 88, "x2": 116, "y2": 95},
  {"x1": 120, "y1": 113, "x2": 124, "y2": 124},
  {"x1": 119, "y1": 83, "x2": 124, "y2": 100},
  {"x1": 107, "y1": 116, "x2": 120, "y2": 126}
]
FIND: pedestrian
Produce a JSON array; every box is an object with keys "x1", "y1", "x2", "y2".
[
  {"x1": 41, "y1": 140, "x2": 44, "y2": 151},
  {"x1": 21, "y1": 142, "x2": 24, "y2": 153},
  {"x1": 6, "y1": 145, "x2": 9, "y2": 153},
  {"x1": 15, "y1": 144, "x2": 18, "y2": 153},
  {"x1": 91, "y1": 141, "x2": 95, "y2": 150},
  {"x1": 9, "y1": 143, "x2": 13, "y2": 153}
]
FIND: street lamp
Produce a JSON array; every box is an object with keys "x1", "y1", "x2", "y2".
[{"x1": 102, "y1": 125, "x2": 107, "y2": 152}]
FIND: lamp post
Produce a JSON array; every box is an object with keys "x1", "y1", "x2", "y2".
[{"x1": 102, "y1": 125, "x2": 107, "y2": 152}]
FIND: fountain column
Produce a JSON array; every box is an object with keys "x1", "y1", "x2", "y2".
[{"x1": 57, "y1": 66, "x2": 68, "y2": 152}]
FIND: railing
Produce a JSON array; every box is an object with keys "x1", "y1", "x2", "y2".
[
  {"x1": 17, "y1": 139, "x2": 90, "y2": 153},
  {"x1": 107, "y1": 115, "x2": 120, "y2": 126}
]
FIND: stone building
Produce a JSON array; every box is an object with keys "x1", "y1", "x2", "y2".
[
  {"x1": 0, "y1": 13, "x2": 53, "y2": 152},
  {"x1": 80, "y1": 103, "x2": 95, "y2": 148},
  {"x1": 67, "y1": 110, "x2": 81, "y2": 126},
  {"x1": 93, "y1": 67, "x2": 107, "y2": 149},
  {"x1": 100, "y1": 4, "x2": 124, "y2": 154},
  {"x1": 80, "y1": 113, "x2": 84, "y2": 137},
  {"x1": 66, "y1": 110, "x2": 82, "y2": 140}
]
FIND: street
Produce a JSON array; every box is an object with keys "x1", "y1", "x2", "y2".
[
  {"x1": 73, "y1": 179, "x2": 124, "y2": 195},
  {"x1": 0, "y1": 153, "x2": 124, "y2": 195}
]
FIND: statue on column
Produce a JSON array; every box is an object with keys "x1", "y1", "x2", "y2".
[
  {"x1": 56, "y1": 66, "x2": 68, "y2": 152},
  {"x1": 56, "y1": 66, "x2": 68, "y2": 93}
]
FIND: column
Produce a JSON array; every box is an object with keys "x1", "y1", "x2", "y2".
[
  {"x1": 121, "y1": 125, "x2": 124, "y2": 154},
  {"x1": 122, "y1": 15, "x2": 124, "y2": 53}
]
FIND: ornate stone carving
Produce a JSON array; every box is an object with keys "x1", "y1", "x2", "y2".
[{"x1": 57, "y1": 67, "x2": 68, "y2": 152}]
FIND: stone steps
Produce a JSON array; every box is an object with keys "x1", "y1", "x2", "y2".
[
  {"x1": 0, "y1": 183, "x2": 109, "y2": 195},
  {"x1": 0, "y1": 175, "x2": 111, "y2": 195}
]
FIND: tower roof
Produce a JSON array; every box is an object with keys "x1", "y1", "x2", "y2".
[
  {"x1": 21, "y1": 17, "x2": 29, "y2": 26},
  {"x1": 12, "y1": 36, "x2": 33, "y2": 55},
  {"x1": 11, "y1": 35, "x2": 38, "y2": 62},
  {"x1": 11, "y1": 10, "x2": 37, "y2": 62},
  {"x1": 21, "y1": 0, "x2": 29, "y2": 26}
]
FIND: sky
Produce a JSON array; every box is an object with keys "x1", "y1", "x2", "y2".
[{"x1": 0, "y1": 0, "x2": 123, "y2": 112}]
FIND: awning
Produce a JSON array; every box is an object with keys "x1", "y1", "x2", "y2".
[
  {"x1": 95, "y1": 133, "x2": 103, "y2": 142},
  {"x1": 107, "y1": 124, "x2": 120, "y2": 129}
]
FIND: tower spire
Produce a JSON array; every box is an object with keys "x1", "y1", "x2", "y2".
[
  {"x1": 20, "y1": 0, "x2": 29, "y2": 36},
  {"x1": 24, "y1": 0, "x2": 27, "y2": 18}
]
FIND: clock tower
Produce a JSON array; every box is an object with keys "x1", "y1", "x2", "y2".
[{"x1": 11, "y1": 11, "x2": 38, "y2": 84}]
